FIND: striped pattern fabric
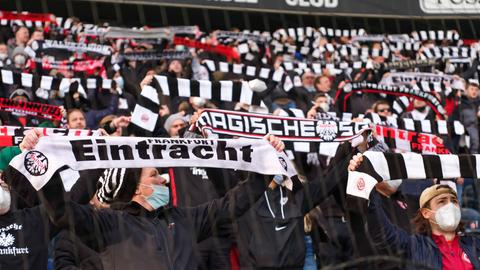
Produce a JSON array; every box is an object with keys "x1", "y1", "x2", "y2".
[
  {"x1": 324, "y1": 111, "x2": 464, "y2": 136},
  {"x1": 131, "y1": 76, "x2": 266, "y2": 132},
  {"x1": 411, "y1": 30, "x2": 460, "y2": 42},
  {"x1": 97, "y1": 168, "x2": 127, "y2": 204},
  {"x1": 347, "y1": 150, "x2": 477, "y2": 199},
  {"x1": 419, "y1": 46, "x2": 479, "y2": 59},
  {"x1": 202, "y1": 59, "x2": 301, "y2": 91},
  {"x1": 364, "y1": 112, "x2": 465, "y2": 136},
  {"x1": 360, "y1": 151, "x2": 480, "y2": 181},
  {"x1": 0, "y1": 68, "x2": 112, "y2": 91}
]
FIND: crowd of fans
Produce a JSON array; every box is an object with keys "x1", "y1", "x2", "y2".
[{"x1": 0, "y1": 10, "x2": 479, "y2": 270}]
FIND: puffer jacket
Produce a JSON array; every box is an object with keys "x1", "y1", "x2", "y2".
[{"x1": 367, "y1": 190, "x2": 480, "y2": 270}]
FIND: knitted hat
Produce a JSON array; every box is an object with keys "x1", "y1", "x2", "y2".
[
  {"x1": 96, "y1": 168, "x2": 141, "y2": 204},
  {"x1": 419, "y1": 184, "x2": 457, "y2": 208},
  {"x1": 9, "y1": 88, "x2": 32, "y2": 101},
  {"x1": 163, "y1": 112, "x2": 186, "y2": 132}
]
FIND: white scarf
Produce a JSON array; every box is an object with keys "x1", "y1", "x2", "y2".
[{"x1": 10, "y1": 137, "x2": 297, "y2": 191}]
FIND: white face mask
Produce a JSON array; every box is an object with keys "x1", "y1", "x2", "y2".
[
  {"x1": 318, "y1": 102, "x2": 329, "y2": 112},
  {"x1": 431, "y1": 203, "x2": 461, "y2": 232},
  {"x1": 0, "y1": 188, "x2": 11, "y2": 215},
  {"x1": 0, "y1": 53, "x2": 7, "y2": 60},
  {"x1": 14, "y1": 55, "x2": 26, "y2": 66}
]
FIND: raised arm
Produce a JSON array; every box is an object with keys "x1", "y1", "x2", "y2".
[
  {"x1": 348, "y1": 153, "x2": 412, "y2": 252},
  {"x1": 189, "y1": 134, "x2": 285, "y2": 242}
]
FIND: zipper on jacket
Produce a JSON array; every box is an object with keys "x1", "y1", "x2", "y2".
[{"x1": 153, "y1": 217, "x2": 174, "y2": 270}]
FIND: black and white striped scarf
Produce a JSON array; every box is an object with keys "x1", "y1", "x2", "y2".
[
  {"x1": 130, "y1": 76, "x2": 267, "y2": 132},
  {"x1": 364, "y1": 112, "x2": 464, "y2": 136},
  {"x1": 347, "y1": 151, "x2": 478, "y2": 199},
  {"x1": 324, "y1": 111, "x2": 464, "y2": 136},
  {"x1": 202, "y1": 59, "x2": 301, "y2": 91},
  {"x1": 411, "y1": 30, "x2": 460, "y2": 43},
  {"x1": 0, "y1": 68, "x2": 111, "y2": 92},
  {"x1": 419, "y1": 46, "x2": 479, "y2": 60}
]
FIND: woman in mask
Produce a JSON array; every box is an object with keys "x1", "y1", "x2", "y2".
[{"x1": 348, "y1": 154, "x2": 480, "y2": 269}]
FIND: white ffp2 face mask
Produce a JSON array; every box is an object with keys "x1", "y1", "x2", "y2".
[{"x1": 432, "y1": 203, "x2": 461, "y2": 232}]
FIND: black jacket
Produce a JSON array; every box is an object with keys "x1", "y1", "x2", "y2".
[
  {"x1": 230, "y1": 156, "x2": 349, "y2": 269},
  {"x1": 54, "y1": 230, "x2": 103, "y2": 270},
  {"x1": 40, "y1": 170, "x2": 270, "y2": 270}
]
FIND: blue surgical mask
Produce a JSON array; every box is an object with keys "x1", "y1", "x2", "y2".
[
  {"x1": 114, "y1": 76, "x2": 124, "y2": 90},
  {"x1": 141, "y1": 184, "x2": 170, "y2": 210}
]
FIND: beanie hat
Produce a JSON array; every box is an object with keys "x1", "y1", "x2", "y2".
[
  {"x1": 96, "y1": 168, "x2": 141, "y2": 204},
  {"x1": 163, "y1": 112, "x2": 186, "y2": 132},
  {"x1": 9, "y1": 88, "x2": 32, "y2": 101},
  {"x1": 419, "y1": 184, "x2": 457, "y2": 208}
]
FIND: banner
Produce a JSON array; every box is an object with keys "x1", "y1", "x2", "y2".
[
  {"x1": 9, "y1": 136, "x2": 297, "y2": 190},
  {"x1": 76, "y1": 0, "x2": 480, "y2": 17}
]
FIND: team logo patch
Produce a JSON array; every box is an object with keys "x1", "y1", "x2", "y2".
[
  {"x1": 356, "y1": 177, "x2": 365, "y2": 191},
  {"x1": 31, "y1": 41, "x2": 39, "y2": 51},
  {"x1": 141, "y1": 113, "x2": 150, "y2": 123},
  {"x1": 24, "y1": 151, "x2": 48, "y2": 176},
  {"x1": 0, "y1": 232, "x2": 14, "y2": 247},
  {"x1": 343, "y1": 83, "x2": 352, "y2": 93},
  {"x1": 278, "y1": 157, "x2": 288, "y2": 171},
  {"x1": 316, "y1": 120, "x2": 338, "y2": 142}
]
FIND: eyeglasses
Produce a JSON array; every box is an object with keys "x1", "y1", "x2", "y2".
[{"x1": 378, "y1": 108, "x2": 391, "y2": 113}]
